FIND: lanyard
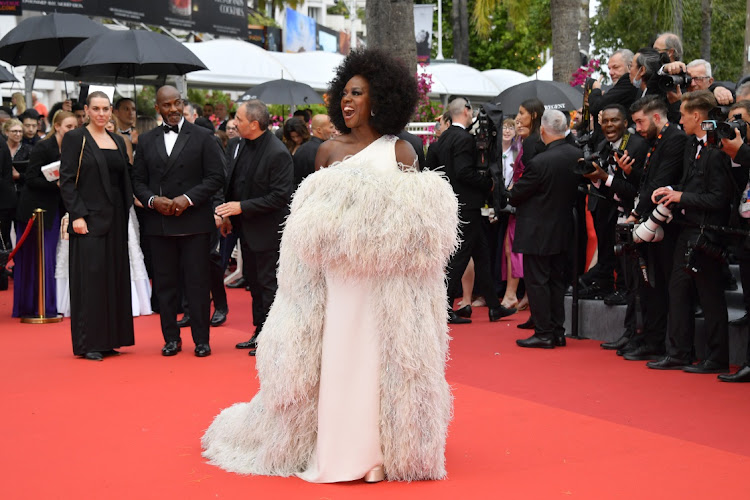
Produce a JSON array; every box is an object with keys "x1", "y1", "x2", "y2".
[{"x1": 644, "y1": 123, "x2": 669, "y2": 172}]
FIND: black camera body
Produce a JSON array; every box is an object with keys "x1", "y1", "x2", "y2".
[
  {"x1": 684, "y1": 232, "x2": 729, "y2": 275},
  {"x1": 614, "y1": 222, "x2": 650, "y2": 285},
  {"x1": 658, "y1": 71, "x2": 692, "y2": 93},
  {"x1": 702, "y1": 110, "x2": 749, "y2": 148},
  {"x1": 474, "y1": 105, "x2": 497, "y2": 173},
  {"x1": 573, "y1": 132, "x2": 600, "y2": 175}
]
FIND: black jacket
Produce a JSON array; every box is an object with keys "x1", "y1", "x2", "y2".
[
  {"x1": 509, "y1": 139, "x2": 582, "y2": 255},
  {"x1": 16, "y1": 136, "x2": 63, "y2": 228},
  {"x1": 225, "y1": 131, "x2": 293, "y2": 252},
  {"x1": 59, "y1": 127, "x2": 133, "y2": 236},
  {"x1": 634, "y1": 123, "x2": 687, "y2": 218},
  {"x1": 0, "y1": 136, "x2": 15, "y2": 210},
  {"x1": 131, "y1": 120, "x2": 225, "y2": 236},
  {"x1": 292, "y1": 136, "x2": 323, "y2": 187},
  {"x1": 589, "y1": 131, "x2": 649, "y2": 214}
]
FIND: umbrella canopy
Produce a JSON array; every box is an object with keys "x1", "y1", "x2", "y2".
[
  {"x1": 0, "y1": 65, "x2": 17, "y2": 83},
  {"x1": 238, "y1": 79, "x2": 324, "y2": 106},
  {"x1": 494, "y1": 80, "x2": 584, "y2": 114},
  {"x1": 0, "y1": 13, "x2": 108, "y2": 67},
  {"x1": 57, "y1": 30, "x2": 207, "y2": 79}
]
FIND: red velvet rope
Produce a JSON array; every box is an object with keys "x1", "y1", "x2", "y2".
[{"x1": 4, "y1": 215, "x2": 37, "y2": 269}]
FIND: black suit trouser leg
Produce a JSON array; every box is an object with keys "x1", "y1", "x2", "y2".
[
  {"x1": 209, "y1": 228, "x2": 227, "y2": 312},
  {"x1": 151, "y1": 234, "x2": 211, "y2": 345},
  {"x1": 220, "y1": 231, "x2": 239, "y2": 272},
  {"x1": 245, "y1": 248, "x2": 279, "y2": 333},
  {"x1": 635, "y1": 229, "x2": 677, "y2": 348},
  {"x1": 592, "y1": 206, "x2": 618, "y2": 287},
  {"x1": 524, "y1": 253, "x2": 566, "y2": 338}
]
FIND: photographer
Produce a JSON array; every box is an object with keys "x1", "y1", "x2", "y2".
[
  {"x1": 718, "y1": 100, "x2": 750, "y2": 381},
  {"x1": 647, "y1": 90, "x2": 733, "y2": 373},
  {"x1": 588, "y1": 50, "x2": 638, "y2": 142},
  {"x1": 582, "y1": 104, "x2": 648, "y2": 306},
  {"x1": 619, "y1": 96, "x2": 687, "y2": 360}
]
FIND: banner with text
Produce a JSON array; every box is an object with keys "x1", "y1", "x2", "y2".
[{"x1": 413, "y1": 4, "x2": 433, "y2": 64}]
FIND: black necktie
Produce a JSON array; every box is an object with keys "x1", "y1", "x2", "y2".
[{"x1": 163, "y1": 123, "x2": 179, "y2": 134}]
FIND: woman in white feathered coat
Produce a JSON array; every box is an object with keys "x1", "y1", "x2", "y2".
[{"x1": 202, "y1": 48, "x2": 459, "y2": 483}]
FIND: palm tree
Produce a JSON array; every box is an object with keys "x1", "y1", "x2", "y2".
[
  {"x1": 366, "y1": 0, "x2": 417, "y2": 70},
  {"x1": 551, "y1": 0, "x2": 581, "y2": 82}
]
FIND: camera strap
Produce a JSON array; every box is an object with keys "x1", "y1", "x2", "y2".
[{"x1": 644, "y1": 123, "x2": 669, "y2": 172}]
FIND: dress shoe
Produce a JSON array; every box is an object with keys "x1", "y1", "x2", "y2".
[
  {"x1": 455, "y1": 305, "x2": 472, "y2": 318},
  {"x1": 489, "y1": 304, "x2": 516, "y2": 321},
  {"x1": 616, "y1": 340, "x2": 640, "y2": 356},
  {"x1": 363, "y1": 465, "x2": 385, "y2": 483},
  {"x1": 603, "y1": 290, "x2": 628, "y2": 306},
  {"x1": 176, "y1": 315, "x2": 191, "y2": 328},
  {"x1": 516, "y1": 334, "x2": 554, "y2": 349},
  {"x1": 516, "y1": 318, "x2": 535, "y2": 329},
  {"x1": 226, "y1": 277, "x2": 247, "y2": 288},
  {"x1": 601, "y1": 334, "x2": 630, "y2": 350},
  {"x1": 554, "y1": 335, "x2": 567, "y2": 347},
  {"x1": 623, "y1": 345, "x2": 664, "y2": 361},
  {"x1": 210, "y1": 309, "x2": 228, "y2": 327},
  {"x1": 236, "y1": 333, "x2": 259, "y2": 349},
  {"x1": 101, "y1": 349, "x2": 121, "y2": 357},
  {"x1": 718, "y1": 364, "x2": 750, "y2": 382},
  {"x1": 194, "y1": 344, "x2": 212, "y2": 357},
  {"x1": 83, "y1": 352, "x2": 103, "y2": 361},
  {"x1": 161, "y1": 340, "x2": 182, "y2": 356},
  {"x1": 448, "y1": 310, "x2": 472, "y2": 324},
  {"x1": 682, "y1": 359, "x2": 729, "y2": 374},
  {"x1": 694, "y1": 304, "x2": 704, "y2": 318},
  {"x1": 646, "y1": 355, "x2": 690, "y2": 370},
  {"x1": 729, "y1": 313, "x2": 749, "y2": 327}
]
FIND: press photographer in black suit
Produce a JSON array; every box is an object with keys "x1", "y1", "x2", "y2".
[
  {"x1": 131, "y1": 86, "x2": 225, "y2": 358},
  {"x1": 425, "y1": 97, "x2": 515, "y2": 324},
  {"x1": 215, "y1": 100, "x2": 294, "y2": 355},
  {"x1": 647, "y1": 90, "x2": 733, "y2": 373},
  {"x1": 617, "y1": 96, "x2": 687, "y2": 360},
  {"x1": 509, "y1": 110, "x2": 582, "y2": 349}
]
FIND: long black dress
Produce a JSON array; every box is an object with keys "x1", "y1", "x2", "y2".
[{"x1": 69, "y1": 148, "x2": 134, "y2": 355}]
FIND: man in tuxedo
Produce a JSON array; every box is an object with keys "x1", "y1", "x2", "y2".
[
  {"x1": 131, "y1": 86, "x2": 225, "y2": 357},
  {"x1": 647, "y1": 90, "x2": 733, "y2": 373},
  {"x1": 113, "y1": 97, "x2": 136, "y2": 136},
  {"x1": 215, "y1": 99, "x2": 294, "y2": 356},
  {"x1": 618, "y1": 96, "x2": 687, "y2": 360},
  {"x1": 293, "y1": 113, "x2": 334, "y2": 186},
  {"x1": 426, "y1": 97, "x2": 515, "y2": 324},
  {"x1": 509, "y1": 110, "x2": 582, "y2": 348},
  {"x1": 215, "y1": 102, "x2": 229, "y2": 132}
]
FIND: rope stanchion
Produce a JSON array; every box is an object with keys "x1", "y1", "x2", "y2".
[{"x1": 20, "y1": 209, "x2": 63, "y2": 324}]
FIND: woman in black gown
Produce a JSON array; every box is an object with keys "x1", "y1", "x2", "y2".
[{"x1": 59, "y1": 91, "x2": 134, "y2": 361}]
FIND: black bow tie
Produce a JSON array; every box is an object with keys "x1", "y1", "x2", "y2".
[
  {"x1": 163, "y1": 123, "x2": 179, "y2": 134},
  {"x1": 696, "y1": 138, "x2": 705, "y2": 147}
]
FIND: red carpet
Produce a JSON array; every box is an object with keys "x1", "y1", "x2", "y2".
[{"x1": 1, "y1": 285, "x2": 748, "y2": 499}]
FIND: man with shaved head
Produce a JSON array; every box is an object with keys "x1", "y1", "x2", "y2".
[
  {"x1": 131, "y1": 85, "x2": 225, "y2": 358},
  {"x1": 294, "y1": 113, "x2": 336, "y2": 185}
]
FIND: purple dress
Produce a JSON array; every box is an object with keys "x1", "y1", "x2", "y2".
[{"x1": 502, "y1": 142, "x2": 525, "y2": 281}]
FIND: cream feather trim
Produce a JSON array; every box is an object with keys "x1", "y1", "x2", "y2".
[{"x1": 202, "y1": 163, "x2": 459, "y2": 481}]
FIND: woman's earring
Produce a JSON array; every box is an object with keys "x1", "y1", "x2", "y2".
[{"x1": 371, "y1": 110, "x2": 375, "y2": 117}]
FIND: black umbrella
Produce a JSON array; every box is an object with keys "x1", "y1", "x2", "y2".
[
  {"x1": 239, "y1": 79, "x2": 324, "y2": 106},
  {"x1": 56, "y1": 30, "x2": 207, "y2": 79},
  {"x1": 0, "y1": 13, "x2": 108, "y2": 67},
  {"x1": 494, "y1": 80, "x2": 584, "y2": 113},
  {"x1": 0, "y1": 65, "x2": 17, "y2": 83}
]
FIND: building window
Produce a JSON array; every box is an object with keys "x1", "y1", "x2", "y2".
[{"x1": 308, "y1": 7, "x2": 320, "y2": 22}]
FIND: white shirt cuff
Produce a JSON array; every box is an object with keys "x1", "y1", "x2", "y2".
[{"x1": 605, "y1": 174, "x2": 614, "y2": 187}]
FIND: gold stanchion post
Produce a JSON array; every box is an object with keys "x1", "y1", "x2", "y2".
[{"x1": 21, "y1": 209, "x2": 63, "y2": 324}]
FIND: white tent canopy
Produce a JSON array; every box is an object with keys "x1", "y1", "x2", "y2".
[
  {"x1": 481, "y1": 69, "x2": 531, "y2": 94},
  {"x1": 423, "y1": 62, "x2": 502, "y2": 98},
  {"x1": 272, "y1": 51, "x2": 345, "y2": 92}
]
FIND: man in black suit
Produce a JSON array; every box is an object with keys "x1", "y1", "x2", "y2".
[
  {"x1": 588, "y1": 49, "x2": 638, "y2": 141},
  {"x1": 215, "y1": 99, "x2": 294, "y2": 356},
  {"x1": 647, "y1": 90, "x2": 733, "y2": 373},
  {"x1": 618, "y1": 96, "x2": 687, "y2": 360},
  {"x1": 131, "y1": 86, "x2": 225, "y2": 357},
  {"x1": 293, "y1": 113, "x2": 335, "y2": 186},
  {"x1": 426, "y1": 97, "x2": 515, "y2": 324},
  {"x1": 509, "y1": 110, "x2": 582, "y2": 348}
]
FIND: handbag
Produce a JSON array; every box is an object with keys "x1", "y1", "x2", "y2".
[{"x1": 75, "y1": 136, "x2": 86, "y2": 187}]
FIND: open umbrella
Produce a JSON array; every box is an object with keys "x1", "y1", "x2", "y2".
[
  {"x1": 0, "y1": 13, "x2": 108, "y2": 67},
  {"x1": 0, "y1": 65, "x2": 17, "y2": 83},
  {"x1": 239, "y1": 79, "x2": 324, "y2": 106},
  {"x1": 494, "y1": 80, "x2": 584, "y2": 114},
  {"x1": 57, "y1": 30, "x2": 207, "y2": 79}
]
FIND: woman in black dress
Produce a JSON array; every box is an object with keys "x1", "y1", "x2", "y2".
[{"x1": 59, "y1": 91, "x2": 134, "y2": 361}]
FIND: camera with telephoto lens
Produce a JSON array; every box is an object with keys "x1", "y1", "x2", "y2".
[
  {"x1": 573, "y1": 132, "x2": 601, "y2": 175},
  {"x1": 474, "y1": 105, "x2": 496, "y2": 173},
  {"x1": 702, "y1": 109, "x2": 749, "y2": 148},
  {"x1": 614, "y1": 223, "x2": 650, "y2": 284},
  {"x1": 683, "y1": 233, "x2": 729, "y2": 275},
  {"x1": 632, "y1": 201, "x2": 673, "y2": 243},
  {"x1": 658, "y1": 71, "x2": 692, "y2": 93}
]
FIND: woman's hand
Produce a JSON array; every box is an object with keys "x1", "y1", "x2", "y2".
[{"x1": 72, "y1": 217, "x2": 89, "y2": 235}]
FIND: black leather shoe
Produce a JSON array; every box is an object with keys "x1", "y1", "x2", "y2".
[
  {"x1": 683, "y1": 360, "x2": 729, "y2": 374},
  {"x1": 729, "y1": 313, "x2": 749, "y2": 327},
  {"x1": 554, "y1": 335, "x2": 567, "y2": 347},
  {"x1": 516, "y1": 334, "x2": 554, "y2": 349},
  {"x1": 226, "y1": 277, "x2": 247, "y2": 288},
  {"x1": 101, "y1": 349, "x2": 121, "y2": 357},
  {"x1": 195, "y1": 344, "x2": 212, "y2": 357},
  {"x1": 448, "y1": 310, "x2": 472, "y2": 324},
  {"x1": 603, "y1": 290, "x2": 627, "y2": 306},
  {"x1": 210, "y1": 309, "x2": 228, "y2": 327},
  {"x1": 601, "y1": 334, "x2": 630, "y2": 350},
  {"x1": 176, "y1": 315, "x2": 190, "y2": 328},
  {"x1": 623, "y1": 345, "x2": 664, "y2": 361},
  {"x1": 646, "y1": 356, "x2": 690, "y2": 370},
  {"x1": 694, "y1": 305, "x2": 704, "y2": 318},
  {"x1": 718, "y1": 364, "x2": 750, "y2": 382},
  {"x1": 455, "y1": 305, "x2": 472, "y2": 318},
  {"x1": 248, "y1": 349, "x2": 256, "y2": 356},
  {"x1": 235, "y1": 333, "x2": 259, "y2": 349},
  {"x1": 516, "y1": 318, "x2": 535, "y2": 329},
  {"x1": 616, "y1": 339, "x2": 640, "y2": 356},
  {"x1": 489, "y1": 305, "x2": 517, "y2": 321},
  {"x1": 161, "y1": 340, "x2": 182, "y2": 356},
  {"x1": 83, "y1": 352, "x2": 103, "y2": 361}
]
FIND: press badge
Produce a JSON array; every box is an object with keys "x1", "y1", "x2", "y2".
[{"x1": 740, "y1": 181, "x2": 750, "y2": 218}]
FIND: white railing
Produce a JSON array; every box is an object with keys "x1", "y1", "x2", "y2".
[{"x1": 406, "y1": 121, "x2": 436, "y2": 137}]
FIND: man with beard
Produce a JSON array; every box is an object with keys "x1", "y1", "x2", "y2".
[
  {"x1": 131, "y1": 86, "x2": 225, "y2": 357},
  {"x1": 616, "y1": 96, "x2": 687, "y2": 360}
]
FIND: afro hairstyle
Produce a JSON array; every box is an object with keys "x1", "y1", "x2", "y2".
[{"x1": 327, "y1": 48, "x2": 418, "y2": 136}]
